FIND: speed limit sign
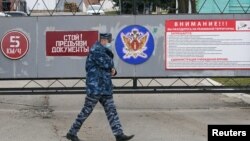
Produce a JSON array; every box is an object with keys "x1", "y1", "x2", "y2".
[{"x1": 1, "y1": 30, "x2": 29, "y2": 60}]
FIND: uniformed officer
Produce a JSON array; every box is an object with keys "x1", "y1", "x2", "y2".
[{"x1": 66, "y1": 33, "x2": 134, "y2": 141}]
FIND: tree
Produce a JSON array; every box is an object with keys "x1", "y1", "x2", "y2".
[
  {"x1": 178, "y1": 0, "x2": 188, "y2": 13},
  {"x1": 191, "y1": 0, "x2": 197, "y2": 13},
  {"x1": 178, "y1": 0, "x2": 197, "y2": 13}
]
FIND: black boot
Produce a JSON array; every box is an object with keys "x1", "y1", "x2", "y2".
[
  {"x1": 66, "y1": 133, "x2": 80, "y2": 141},
  {"x1": 116, "y1": 134, "x2": 134, "y2": 141}
]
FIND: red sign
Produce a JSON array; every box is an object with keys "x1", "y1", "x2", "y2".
[
  {"x1": 46, "y1": 31, "x2": 98, "y2": 56},
  {"x1": 1, "y1": 30, "x2": 29, "y2": 60}
]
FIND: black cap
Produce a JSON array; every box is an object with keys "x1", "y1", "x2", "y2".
[{"x1": 100, "y1": 33, "x2": 112, "y2": 43}]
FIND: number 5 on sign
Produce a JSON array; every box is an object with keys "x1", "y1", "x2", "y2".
[
  {"x1": 1, "y1": 30, "x2": 29, "y2": 60},
  {"x1": 10, "y1": 36, "x2": 20, "y2": 48}
]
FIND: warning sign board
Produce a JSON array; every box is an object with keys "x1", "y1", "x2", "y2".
[
  {"x1": 166, "y1": 20, "x2": 250, "y2": 70},
  {"x1": 46, "y1": 31, "x2": 98, "y2": 56},
  {"x1": 1, "y1": 30, "x2": 29, "y2": 60}
]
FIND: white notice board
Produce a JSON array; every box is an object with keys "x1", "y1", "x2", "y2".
[{"x1": 165, "y1": 20, "x2": 250, "y2": 70}]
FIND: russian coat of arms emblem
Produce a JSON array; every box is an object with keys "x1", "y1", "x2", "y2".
[
  {"x1": 121, "y1": 28, "x2": 149, "y2": 59},
  {"x1": 115, "y1": 25, "x2": 154, "y2": 65}
]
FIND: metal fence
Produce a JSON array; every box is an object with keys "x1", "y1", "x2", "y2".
[
  {"x1": 1, "y1": 76, "x2": 250, "y2": 95},
  {"x1": 0, "y1": 1, "x2": 250, "y2": 95},
  {"x1": 0, "y1": 0, "x2": 249, "y2": 16},
  {"x1": 1, "y1": 14, "x2": 250, "y2": 94}
]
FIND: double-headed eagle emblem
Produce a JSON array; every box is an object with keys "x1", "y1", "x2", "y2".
[{"x1": 121, "y1": 28, "x2": 149, "y2": 59}]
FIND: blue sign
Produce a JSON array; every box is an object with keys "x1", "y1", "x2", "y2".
[{"x1": 115, "y1": 25, "x2": 154, "y2": 65}]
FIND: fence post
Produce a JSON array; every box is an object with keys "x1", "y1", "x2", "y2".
[
  {"x1": 133, "y1": 77, "x2": 137, "y2": 89},
  {"x1": 133, "y1": 0, "x2": 137, "y2": 15}
]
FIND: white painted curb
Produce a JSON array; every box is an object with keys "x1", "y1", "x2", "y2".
[{"x1": 208, "y1": 78, "x2": 250, "y2": 105}]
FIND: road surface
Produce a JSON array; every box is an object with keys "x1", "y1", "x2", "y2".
[{"x1": 0, "y1": 93, "x2": 250, "y2": 141}]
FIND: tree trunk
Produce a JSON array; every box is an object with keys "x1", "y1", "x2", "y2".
[
  {"x1": 178, "y1": 0, "x2": 189, "y2": 13},
  {"x1": 191, "y1": 0, "x2": 197, "y2": 13}
]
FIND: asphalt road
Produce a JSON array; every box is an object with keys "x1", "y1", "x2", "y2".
[{"x1": 0, "y1": 93, "x2": 250, "y2": 141}]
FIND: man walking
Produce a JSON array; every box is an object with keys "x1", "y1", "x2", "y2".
[{"x1": 66, "y1": 33, "x2": 134, "y2": 141}]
